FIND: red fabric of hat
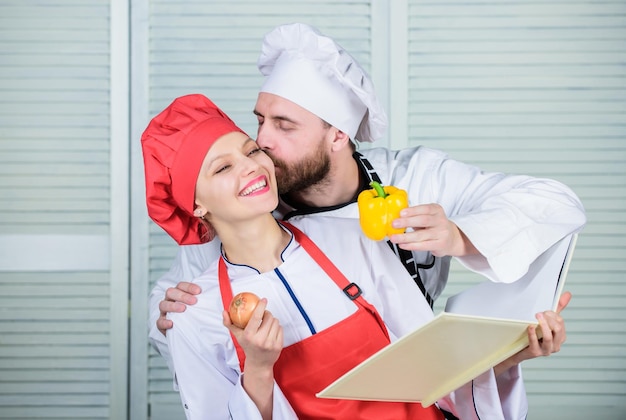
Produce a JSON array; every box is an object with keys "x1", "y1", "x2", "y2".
[{"x1": 141, "y1": 94, "x2": 246, "y2": 245}]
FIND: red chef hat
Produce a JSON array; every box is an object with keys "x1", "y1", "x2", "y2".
[{"x1": 141, "y1": 94, "x2": 246, "y2": 245}]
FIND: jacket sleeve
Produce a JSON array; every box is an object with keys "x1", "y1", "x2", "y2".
[
  {"x1": 148, "y1": 242, "x2": 220, "y2": 380},
  {"x1": 401, "y1": 146, "x2": 586, "y2": 283}
]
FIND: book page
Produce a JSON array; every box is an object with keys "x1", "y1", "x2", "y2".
[{"x1": 445, "y1": 234, "x2": 577, "y2": 321}]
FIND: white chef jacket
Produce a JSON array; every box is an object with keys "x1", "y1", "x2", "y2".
[
  {"x1": 149, "y1": 146, "x2": 586, "y2": 416},
  {"x1": 167, "y1": 217, "x2": 527, "y2": 420}
]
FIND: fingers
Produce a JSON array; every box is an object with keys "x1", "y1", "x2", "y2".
[
  {"x1": 250, "y1": 298, "x2": 269, "y2": 326},
  {"x1": 165, "y1": 282, "x2": 200, "y2": 305},
  {"x1": 535, "y1": 313, "x2": 555, "y2": 356},
  {"x1": 176, "y1": 281, "x2": 203, "y2": 295},
  {"x1": 254, "y1": 311, "x2": 283, "y2": 349},
  {"x1": 530, "y1": 310, "x2": 566, "y2": 358},
  {"x1": 391, "y1": 203, "x2": 442, "y2": 231},
  {"x1": 157, "y1": 299, "x2": 187, "y2": 336},
  {"x1": 511, "y1": 308, "x2": 568, "y2": 365},
  {"x1": 556, "y1": 291, "x2": 572, "y2": 314},
  {"x1": 524, "y1": 324, "x2": 543, "y2": 358},
  {"x1": 389, "y1": 204, "x2": 466, "y2": 257},
  {"x1": 389, "y1": 204, "x2": 442, "y2": 250},
  {"x1": 391, "y1": 233, "x2": 443, "y2": 255},
  {"x1": 157, "y1": 317, "x2": 173, "y2": 337},
  {"x1": 223, "y1": 298, "x2": 270, "y2": 334},
  {"x1": 498, "y1": 293, "x2": 571, "y2": 369},
  {"x1": 161, "y1": 282, "x2": 200, "y2": 316},
  {"x1": 223, "y1": 298, "x2": 283, "y2": 354},
  {"x1": 157, "y1": 282, "x2": 201, "y2": 336},
  {"x1": 540, "y1": 310, "x2": 566, "y2": 353},
  {"x1": 244, "y1": 299, "x2": 283, "y2": 346},
  {"x1": 159, "y1": 298, "x2": 187, "y2": 315},
  {"x1": 518, "y1": 321, "x2": 550, "y2": 362}
]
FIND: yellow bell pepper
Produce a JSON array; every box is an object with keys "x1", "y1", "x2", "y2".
[{"x1": 357, "y1": 181, "x2": 408, "y2": 241}]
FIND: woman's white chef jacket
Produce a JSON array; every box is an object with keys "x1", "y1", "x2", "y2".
[
  {"x1": 150, "y1": 146, "x2": 586, "y2": 416},
  {"x1": 167, "y1": 217, "x2": 528, "y2": 420}
]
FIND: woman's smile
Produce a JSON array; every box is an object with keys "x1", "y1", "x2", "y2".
[{"x1": 240, "y1": 176, "x2": 269, "y2": 197}]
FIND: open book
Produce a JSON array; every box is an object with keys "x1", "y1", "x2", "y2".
[{"x1": 316, "y1": 234, "x2": 578, "y2": 407}]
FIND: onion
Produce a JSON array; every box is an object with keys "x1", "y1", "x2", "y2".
[{"x1": 229, "y1": 292, "x2": 260, "y2": 328}]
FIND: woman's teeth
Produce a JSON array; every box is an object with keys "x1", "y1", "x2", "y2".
[{"x1": 240, "y1": 180, "x2": 267, "y2": 196}]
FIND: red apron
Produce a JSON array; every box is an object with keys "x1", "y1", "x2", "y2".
[{"x1": 219, "y1": 222, "x2": 444, "y2": 420}]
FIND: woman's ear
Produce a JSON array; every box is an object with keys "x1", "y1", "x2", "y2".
[{"x1": 193, "y1": 205, "x2": 207, "y2": 219}]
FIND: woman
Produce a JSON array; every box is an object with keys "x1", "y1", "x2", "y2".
[{"x1": 141, "y1": 94, "x2": 543, "y2": 420}]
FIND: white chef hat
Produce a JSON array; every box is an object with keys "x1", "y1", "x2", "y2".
[{"x1": 258, "y1": 23, "x2": 388, "y2": 143}]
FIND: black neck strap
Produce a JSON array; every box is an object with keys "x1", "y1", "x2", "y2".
[{"x1": 355, "y1": 152, "x2": 435, "y2": 307}]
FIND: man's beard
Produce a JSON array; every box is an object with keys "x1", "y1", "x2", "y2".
[{"x1": 270, "y1": 143, "x2": 331, "y2": 195}]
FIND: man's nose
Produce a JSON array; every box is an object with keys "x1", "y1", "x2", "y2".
[{"x1": 256, "y1": 124, "x2": 272, "y2": 150}]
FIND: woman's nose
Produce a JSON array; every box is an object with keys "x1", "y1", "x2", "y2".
[{"x1": 241, "y1": 155, "x2": 260, "y2": 175}]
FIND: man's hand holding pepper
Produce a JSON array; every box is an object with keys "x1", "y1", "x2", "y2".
[
  {"x1": 388, "y1": 203, "x2": 479, "y2": 258},
  {"x1": 157, "y1": 282, "x2": 202, "y2": 336}
]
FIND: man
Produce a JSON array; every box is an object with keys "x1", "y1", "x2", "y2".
[{"x1": 149, "y1": 23, "x2": 586, "y2": 418}]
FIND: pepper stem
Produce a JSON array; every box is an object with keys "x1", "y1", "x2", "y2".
[{"x1": 370, "y1": 181, "x2": 387, "y2": 198}]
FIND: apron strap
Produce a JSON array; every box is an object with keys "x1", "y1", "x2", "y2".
[
  {"x1": 218, "y1": 257, "x2": 246, "y2": 372},
  {"x1": 220, "y1": 222, "x2": 391, "y2": 371},
  {"x1": 280, "y1": 221, "x2": 389, "y2": 337}
]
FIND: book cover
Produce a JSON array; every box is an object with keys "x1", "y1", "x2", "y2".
[{"x1": 316, "y1": 234, "x2": 577, "y2": 407}]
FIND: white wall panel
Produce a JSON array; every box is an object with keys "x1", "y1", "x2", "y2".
[
  {"x1": 0, "y1": 0, "x2": 129, "y2": 418},
  {"x1": 409, "y1": 1, "x2": 626, "y2": 417}
]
